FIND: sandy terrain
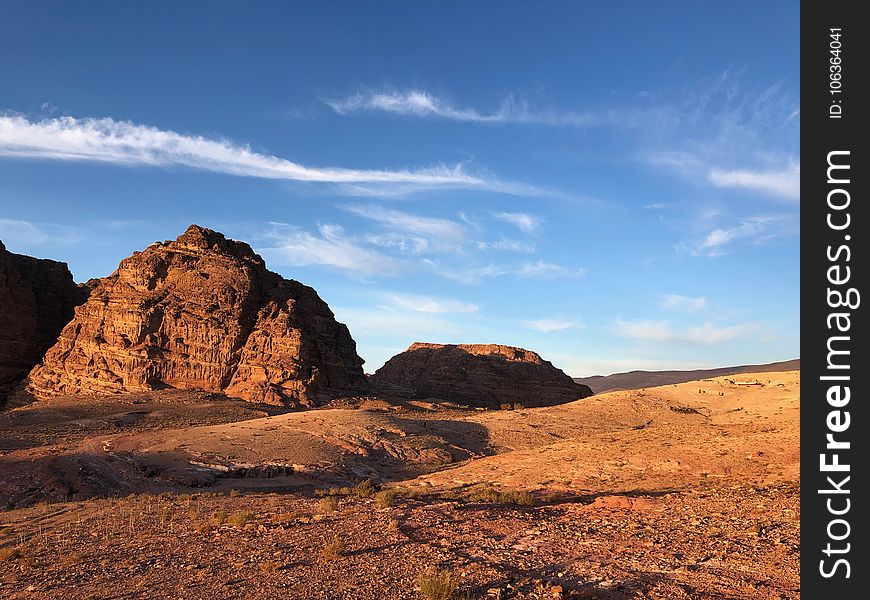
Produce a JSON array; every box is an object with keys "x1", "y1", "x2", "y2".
[
  {"x1": 573, "y1": 359, "x2": 799, "y2": 394},
  {"x1": 0, "y1": 371, "x2": 800, "y2": 598}
]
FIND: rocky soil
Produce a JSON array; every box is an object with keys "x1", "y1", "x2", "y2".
[
  {"x1": 0, "y1": 371, "x2": 800, "y2": 598},
  {"x1": 0, "y1": 482, "x2": 799, "y2": 600}
]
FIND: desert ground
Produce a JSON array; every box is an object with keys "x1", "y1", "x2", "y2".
[{"x1": 0, "y1": 370, "x2": 799, "y2": 599}]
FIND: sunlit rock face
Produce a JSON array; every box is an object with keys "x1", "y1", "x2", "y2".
[{"x1": 27, "y1": 225, "x2": 368, "y2": 406}]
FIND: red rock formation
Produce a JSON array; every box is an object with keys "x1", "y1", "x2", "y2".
[
  {"x1": 0, "y1": 241, "x2": 87, "y2": 396},
  {"x1": 27, "y1": 225, "x2": 367, "y2": 406},
  {"x1": 371, "y1": 342, "x2": 593, "y2": 408}
]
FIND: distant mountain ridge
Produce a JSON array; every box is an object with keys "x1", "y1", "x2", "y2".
[{"x1": 574, "y1": 359, "x2": 800, "y2": 394}]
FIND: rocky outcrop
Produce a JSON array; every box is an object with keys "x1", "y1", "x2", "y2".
[
  {"x1": 371, "y1": 342, "x2": 593, "y2": 408},
  {"x1": 0, "y1": 242, "x2": 87, "y2": 396},
  {"x1": 27, "y1": 225, "x2": 368, "y2": 406}
]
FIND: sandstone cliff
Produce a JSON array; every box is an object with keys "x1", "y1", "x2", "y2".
[
  {"x1": 370, "y1": 342, "x2": 593, "y2": 408},
  {"x1": 27, "y1": 225, "x2": 368, "y2": 406},
  {"x1": 0, "y1": 241, "x2": 87, "y2": 397}
]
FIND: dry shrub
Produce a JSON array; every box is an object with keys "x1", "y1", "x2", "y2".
[
  {"x1": 193, "y1": 521, "x2": 213, "y2": 533},
  {"x1": 318, "y1": 497, "x2": 339, "y2": 514},
  {"x1": 465, "y1": 485, "x2": 537, "y2": 506},
  {"x1": 228, "y1": 511, "x2": 254, "y2": 527},
  {"x1": 0, "y1": 546, "x2": 22, "y2": 562},
  {"x1": 416, "y1": 566, "x2": 459, "y2": 600},
  {"x1": 274, "y1": 513, "x2": 296, "y2": 523},
  {"x1": 317, "y1": 486, "x2": 352, "y2": 497},
  {"x1": 320, "y1": 535, "x2": 346, "y2": 561},
  {"x1": 374, "y1": 490, "x2": 398, "y2": 508},
  {"x1": 354, "y1": 479, "x2": 378, "y2": 498}
]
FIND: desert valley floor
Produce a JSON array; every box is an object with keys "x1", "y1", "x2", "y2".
[{"x1": 0, "y1": 370, "x2": 800, "y2": 599}]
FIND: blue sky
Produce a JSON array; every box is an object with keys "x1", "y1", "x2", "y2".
[{"x1": 0, "y1": 2, "x2": 799, "y2": 376}]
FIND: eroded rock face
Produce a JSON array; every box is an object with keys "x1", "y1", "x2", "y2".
[
  {"x1": 0, "y1": 242, "x2": 87, "y2": 394},
  {"x1": 27, "y1": 225, "x2": 368, "y2": 406},
  {"x1": 371, "y1": 342, "x2": 593, "y2": 408}
]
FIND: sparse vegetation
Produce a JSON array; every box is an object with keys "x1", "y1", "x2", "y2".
[
  {"x1": 318, "y1": 485, "x2": 353, "y2": 497},
  {"x1": 317, "y1": 479, "x2": 379, "y2": 499},
  {"x1": 318, "y1": 497, "x2": 339, "y2": 514},
  {"x1": 416, "y1": 566, "x2": 459, "y2": 600},
  {"x1": 354, "y1": 478, "x2": 378, "y2": 498},
  {"x1": 464, "y1": 485, "x2": 537, "y2": 506},
  {"x1": 374, "y1": 489, "x2": 398, "y2": 508},
  {"x1": 228, "y1": 510, "x2": 254, "y2": 527},
  {"x1": 320, "y1": 535, "x2": 346, "y2": 561},
  {"x1": 0, "y1": 546, "x2": 23, "y2": 562}
]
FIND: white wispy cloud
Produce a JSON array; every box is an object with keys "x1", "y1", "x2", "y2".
[
  {"x1": 661, "y1": 294, "x2": 707, "y2": 313},
  {"x1": 494, "y1": 211, "x2": 542, "y2": 233},
  {"x1": 326, "y1": 89, "x2": 650, "y2": 128},
  {"x1": 522, "y1": 317, "x2": 583, "y2": 333},
  {"x1": 343, "y1": 205, "x2": 465, "y2": 253},
  {"x1": 516, "y1": 260, "x2": 585, "y2": 279},
  {"x1": 709, "y1": 164, "x2": 800, "y2": 200},
  {"x1": 615, "y1": 319, "x2": 757, "y2": 345},
  {"x1": 0, "y1": 218, "x2": 82, "y2": 247},
  {"x1": 257, "y1": 222, "x2": 403, "y2": 278},
  {"x1": 385, "y1": 293, "x2": 479, "y2": 314},
  {"x1": 685, "y1": 214, "x2": 796, "y2": 257},
  {"x1": 640, "y1": 74, "x2": 799, "y2": 204},
  {"x1": 476, "y1": 237, "x2": 535, "y2": 253},
  {"x1": 429, "y1": 259, "x2": 585, "y2": 284},
  {"x1": 0, "y1": 114, "x2": 509, "y2": 192}
]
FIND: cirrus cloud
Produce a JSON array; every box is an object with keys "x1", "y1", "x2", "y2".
[
  {"x1": 615, "y1": 319, "x2": 758, "y2": 345},
  {"x1": 0, "y1": 114, "x2": 522, "y2": 193},
  {"x1": 709, "y1": 164, "x2": 799, "y2": 201}
]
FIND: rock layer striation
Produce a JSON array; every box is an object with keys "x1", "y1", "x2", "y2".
[
  {"x1": 0, "y1": 241, "x2": 87, "y2": 393},
  {"x1": 27, "y1": 225, "x2": 367, "y2": 406},
  {"x1": 371, "y1": 342, "x2": 592, "y2": 408}
]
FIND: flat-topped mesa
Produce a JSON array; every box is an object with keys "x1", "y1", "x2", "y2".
[
  {"x1": 26, "y1": 225, "x2": 368, "y2": 406},
  {"x1": 371, "y1": 342, "x2": 593, "y2": 409},
  {"x1": 0, "y1": 242, "x2": 88, "y2": 393},
  {"x1": 406, "y1": 342, "x2": 546, "y2": 364}
]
